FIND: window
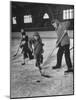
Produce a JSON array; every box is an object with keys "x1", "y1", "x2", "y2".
[
  {"x1": 24, "y1": 15, "x2": 32, "y2": 23},
  {"x1": 12, "y1": 17, "x2": 17, "y2": 24},
  {"x1": 70, "y1": 9, "x2": 74, "y2": 19},
  {"x1": 63, "y1": 9, "x2": 74, "y2": 20},
  {"x1": 63, "y1": 10, "x2": 67, "y2": 20},
  {"x1": 43, "y1": 13, "x2": 49, "y2": 19}
]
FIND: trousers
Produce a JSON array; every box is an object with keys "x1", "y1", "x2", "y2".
[{"x1": 56, "y1": 44, "x2": 72, "y2": 69}]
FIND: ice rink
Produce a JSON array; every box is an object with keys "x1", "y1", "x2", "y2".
[{"x1": 10, "y1": 31, "x2": 74, "y2": 98}]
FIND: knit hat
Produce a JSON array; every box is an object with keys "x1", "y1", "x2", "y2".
[{"x1": 33, "y1": 32, "x2": 39, "y2": 36}]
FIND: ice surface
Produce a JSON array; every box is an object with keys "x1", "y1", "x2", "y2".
[{"x1": 10, "y1": 31, "x2": 74, "y2": 98}]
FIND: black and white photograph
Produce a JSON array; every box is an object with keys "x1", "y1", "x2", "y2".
[{"x1": 10, "y1": 1, "x2": 74, "y2": 99}]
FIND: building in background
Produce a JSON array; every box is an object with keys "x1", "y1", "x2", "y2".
[{"x1": 11, "y1": 2, "x2": 74, "y2": 32}]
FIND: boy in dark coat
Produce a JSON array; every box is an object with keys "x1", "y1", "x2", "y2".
[
  {"x1": 20, "y1": 29, "x2": 29, "y2": 65},
  {"x1": 51, "y1": 19, "x2": 73, "y2": 73},
  {"x1": 32, "y1": 32, "x2": 44, "y2": 74},
  {"x1": 20, "y1": 29, "x2": 34, "y2": 65}
]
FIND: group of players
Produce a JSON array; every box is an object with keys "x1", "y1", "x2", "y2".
[
  {"x1": 20, "y1": 28, "x2": 44, "y2": 74},
  {"x1": 18, "y1": 19, "x2": 73, "y2": 75}
]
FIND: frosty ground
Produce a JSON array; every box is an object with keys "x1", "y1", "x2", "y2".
[{"x1": 10, "y1": 31, "x2": 74, "y2": 98}]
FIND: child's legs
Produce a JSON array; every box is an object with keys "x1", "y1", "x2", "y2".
[
  {"x1": 23, "y1": 52, "x2": 28, "y2": 63},
  {"x1": 35, "y1": 54, "x2": 41, "y2": 67}
]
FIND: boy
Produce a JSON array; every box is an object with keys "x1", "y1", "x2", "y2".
[
  {"x1": 20, "y1": 29, "x2": 34, "y2": 65},
  {"x1": 51, "y1": 19, "x2": 73, "y2": 73},
  {"x1": 32, "y1": 32, "x2": 44, "y2": 74},
  {"x1": 20, "y1": 29, "x2": 29, "y2": 65}
]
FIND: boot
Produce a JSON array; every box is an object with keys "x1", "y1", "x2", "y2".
[
  {"x1": 21, "y1": 59, "x2": 25, "y2": 65},
  {"x1": 64, "y1": 68, "x2": 73, "y2": 73},
  {"x1": 21, "y1": 62, "x2": 25, "y2": 65},
  {"x1": 52, "y1": 65, "x2": 61, "y2": 69}
]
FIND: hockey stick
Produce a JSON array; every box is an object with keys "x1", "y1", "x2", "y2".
[
  {"x1": 42, "y1": 31, "x2": 67, "y2": 67},
  {"x1": 13, "y1": 40, "x2": 22, "y2": 57}
]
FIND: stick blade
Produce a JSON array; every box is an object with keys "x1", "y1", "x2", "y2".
[
  {"x1": 13, "y1": 53, "x2": 17, "y2": 57},
  {"x1": 41, "y1": 73, "x2": 51, "y2": 78}
]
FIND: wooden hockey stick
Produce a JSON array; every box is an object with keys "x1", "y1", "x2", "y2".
[
  {"x1": 42, "y1": 31, "x2": 67, "y2": 67},
  {"x1": 13, "y1": 40, "x2": 22, "y2": 57}
]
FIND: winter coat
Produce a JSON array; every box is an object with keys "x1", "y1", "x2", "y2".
[
  {"x1": 20, "y1": 35, "x2": 29, "y2": 53},
  {"x1": 56, "y1": 21, "x2": 70, "y2": 46},
  {"x1": 33, "y1": 39, "x2": 44, "y2": 59}
]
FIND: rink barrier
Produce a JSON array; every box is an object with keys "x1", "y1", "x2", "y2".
[{"x1": 11, "y1": 30, "x2": 73, "y2": 40}]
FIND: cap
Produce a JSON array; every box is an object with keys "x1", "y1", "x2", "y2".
[{"x1": 51, "y1": 19, "x2": 60, "y2": 24}]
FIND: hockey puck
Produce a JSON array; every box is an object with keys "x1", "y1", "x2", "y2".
[{"x1": 36, "y1": 80, "x2": 41, "y2": 82}]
